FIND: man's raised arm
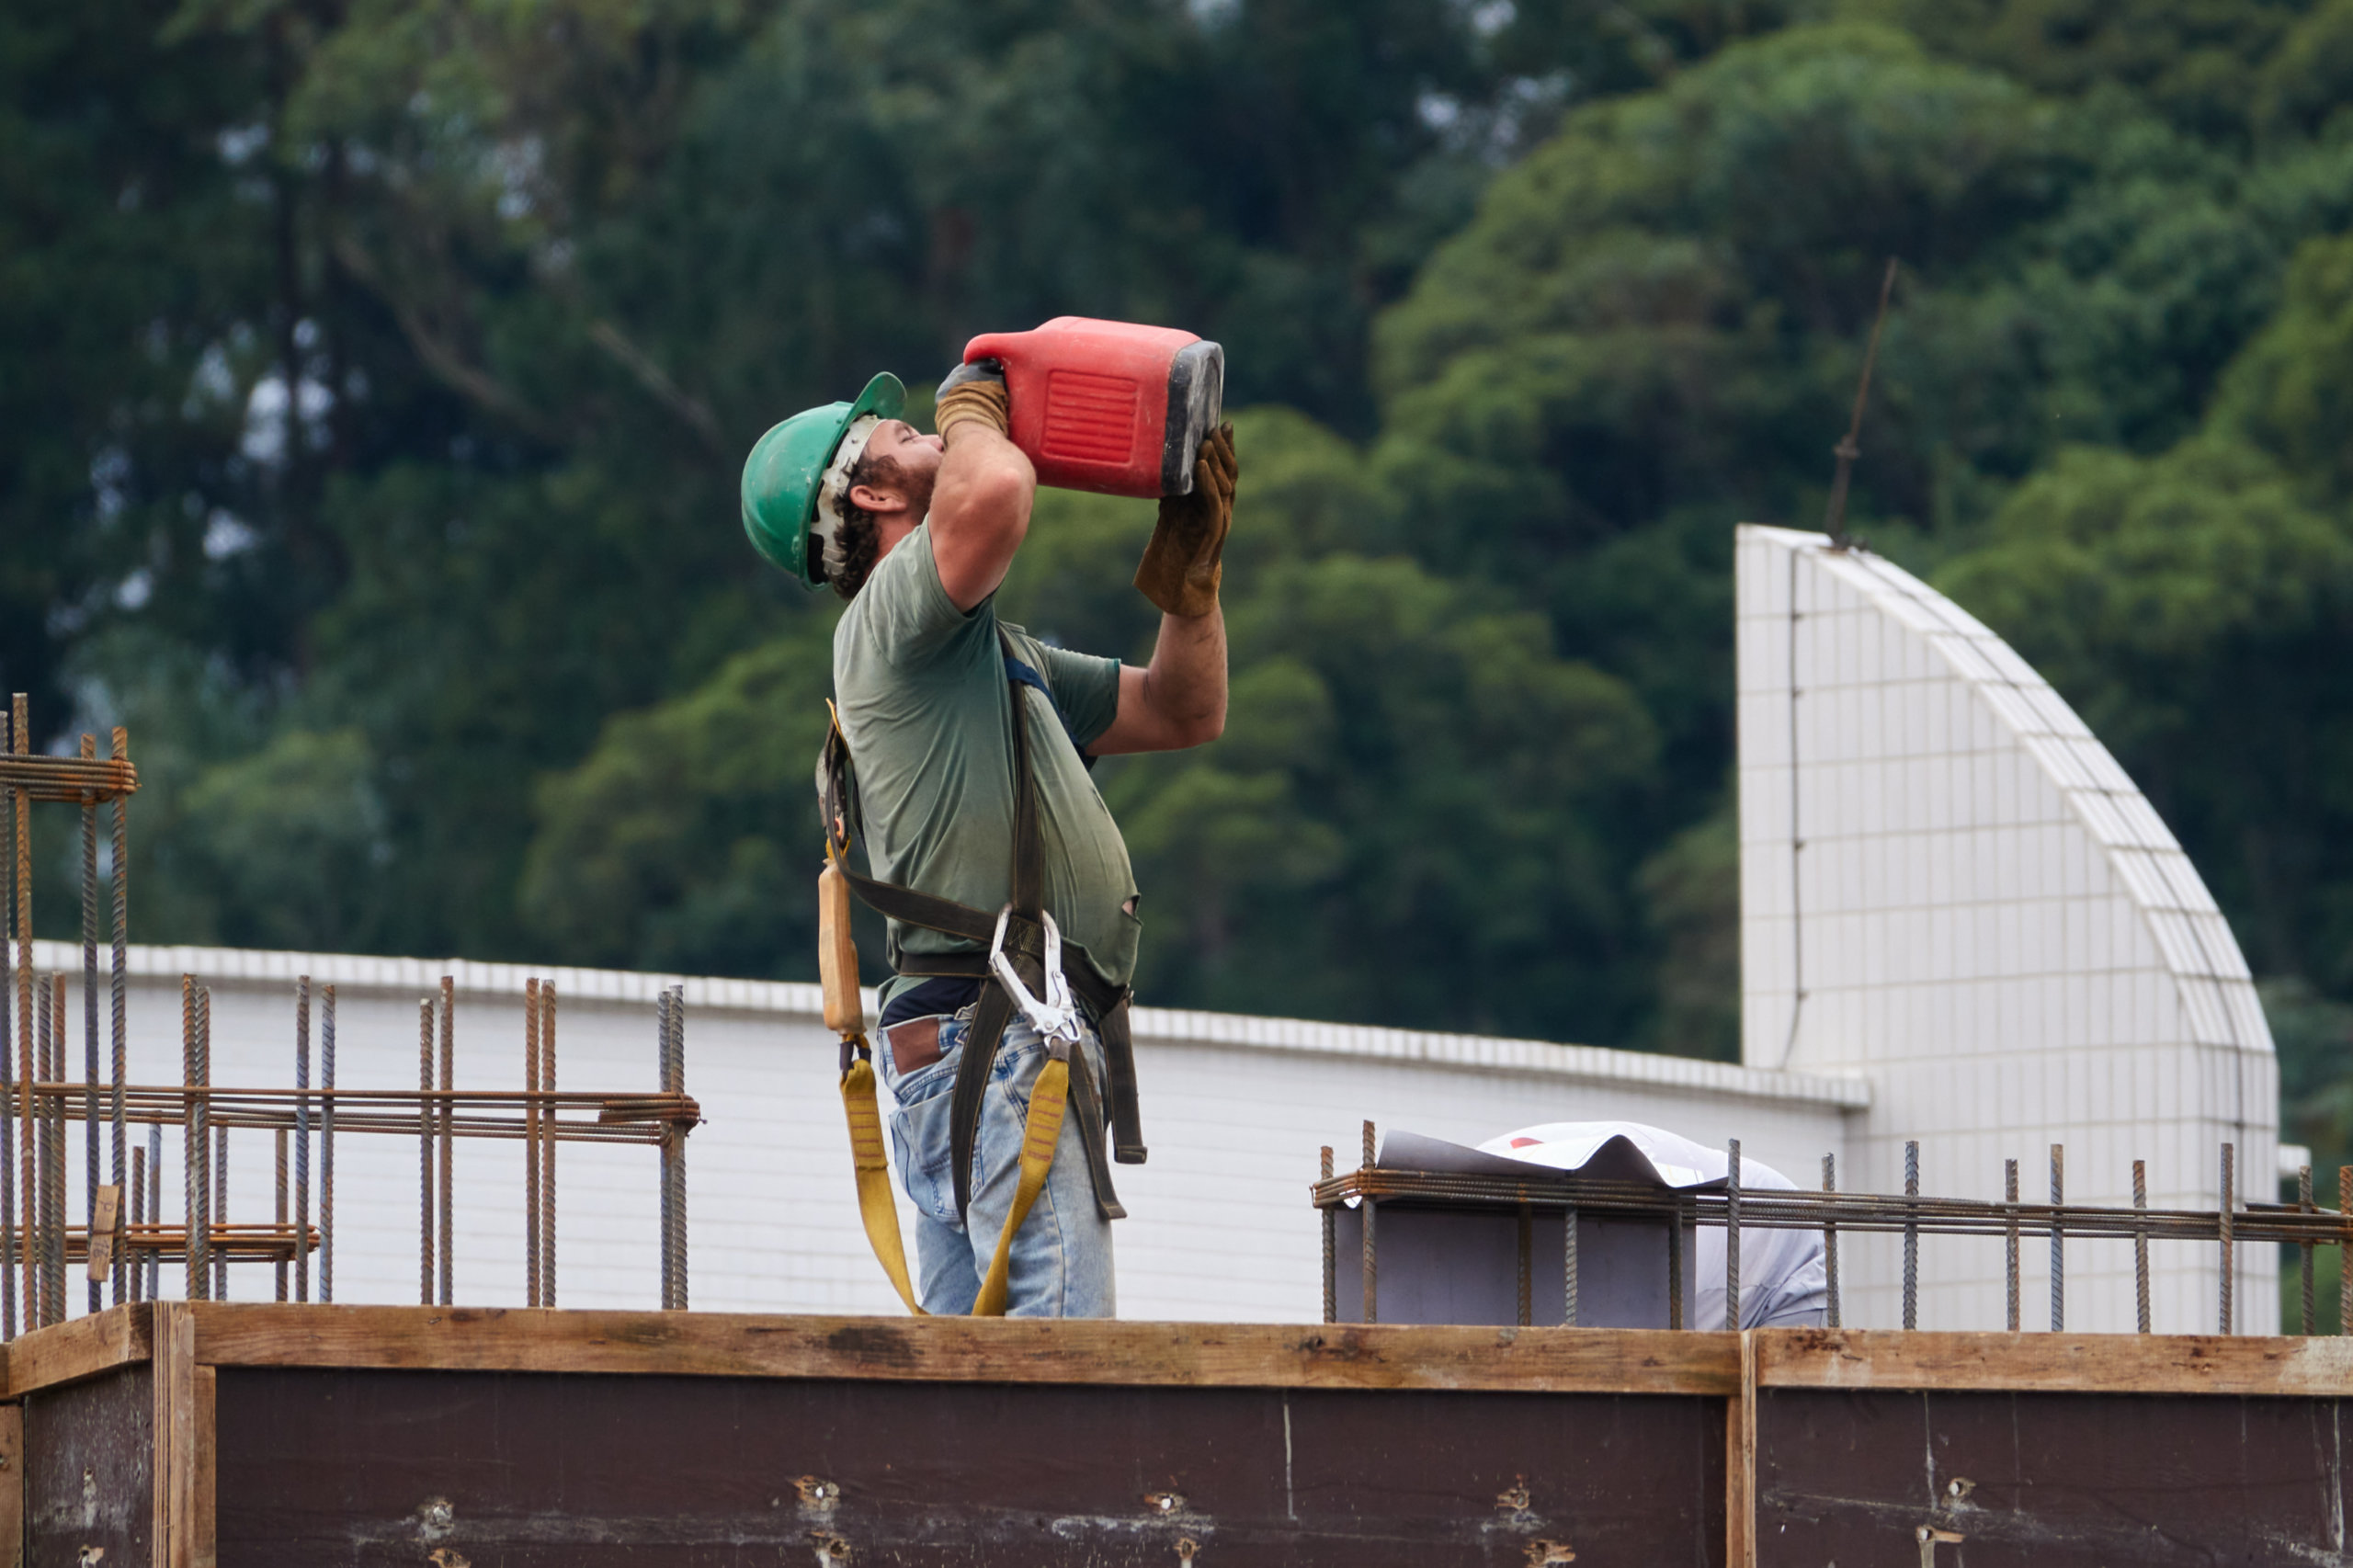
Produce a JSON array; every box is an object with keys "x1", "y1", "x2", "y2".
[
  {"x1": 1089, "y1": 423, "x2": 1236, "y2": 756},
  {"x1": 929, "y1": 363, "x2": 1036, "y2": 611}
]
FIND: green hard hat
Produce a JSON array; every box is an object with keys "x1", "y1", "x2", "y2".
[{"x1": 741, "y1": 371, "x2": 907, "y2": 587}]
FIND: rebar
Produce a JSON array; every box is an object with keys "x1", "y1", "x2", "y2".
[
  {"x1": 128, "y1": 1142, "x2": 145, "y2": 1303},
  {"x1": 1563, "y1": 1202, "x2": 1579, "y2": 1327},
  {"x1": 2133, "y1": 1159, "x2": 2151, "y2": 1335},
  {"x1": 525, "y1": 979, "x2": 541, "y2": 1307},
  {"x1": 1318, "y1": 1144, "x2": 1334, "y2": 1324},
  {"x1": 540, "y1": 981, "x2": 556, "y2": 1308},
  {"x1": 1516, "y1": 1202, "x2": 1532, "y2": 1328},
  {"x1": 183, "y1": 974, "x2": 199, "y2": 1301},
  {"x1": 2048, "y1": 1143, "x2": 2063, "y2": 1334},
  {"x1": 2342, "y1": 1167, "x2": 2351, "y2": 1339},
  {"x1": 40, "y1": 974, "x2": 62, "y2": 1323},
  {"x1": 2219, "y1": 1142, "x2": 2234, "y2": 1335},
  {"x1": 294, "y1": 975, "x2": 310, "y2": 1302},
  {"x1": 213, "y1": 1120, "x2": 228, "y2": 1301},
  {"x1": 1725, "y1": 1138, "x2": 1742, "y2": 1332},
  {"x1": 108, "y1": 728, "x2": 126, "y2": 1307},
  {"x1": 2005, "y1": 1158, "x2": 2020, "y2": 1332},
  {"x1": 1821, "y1": 1153, "x2": 1839, "y2": 1330},
  {"x1": 1667, "y1": 1204, "x2": 1685, "y2": 1330},
  {"x1": 418, "y1": 997, "x2": 434, "y2": 1306},
  {"x1": 79, "y1": 735, "x2": 99, "y2": 1316},
  {"x1": 13, "y1": 693, "x2": 32, "y2": 1330},
  {"x1": 274, "y1": 1126, "x2": 289, "y2": 1301},
  {"x1": 1360, "y1": 1119, "x2": 1377, "y2": 1324},
  {"x1": 0, "y1": 777, "x2": 15, "y2": 1339},
  {"x1": 146, "y1": 1125, "x2": 160, "y2": 1301},
  {"x1": 1903, "y1": 1141, "x2": 1919, "y2": 1331},
  {"x1": 198, "y1": 986, "x2": 214, "y2": 1301},
  {"x1": 438, "y1": 975, "x2": 454, "y2": 1307},
  {"x1": 321, "y1": 984, "x2": 335, "y2": 1303},
  {"x1": 667, "y1": 985, "x2": 688, "y2": 1310},
  {"x1": 2300, "y1": 1164, "x2": 2315, "y2": 1335}
]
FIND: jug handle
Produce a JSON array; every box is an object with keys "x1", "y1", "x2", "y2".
[{"x1": 961, "y1": 333, "x2": 1022, "y2": 365}]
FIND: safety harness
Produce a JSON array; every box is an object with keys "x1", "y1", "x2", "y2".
[{"x1": 822, "y1": 629, "x2": 1145, "y2": 1315}]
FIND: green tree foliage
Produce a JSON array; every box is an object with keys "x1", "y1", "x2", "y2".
[{"x1": 14, "y1": 0, "x2": 2353, "y2": 1095}]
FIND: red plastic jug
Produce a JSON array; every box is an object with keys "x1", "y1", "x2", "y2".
[{"x1": 960, "y1": 317, "x2": 1224, "y2": 498}]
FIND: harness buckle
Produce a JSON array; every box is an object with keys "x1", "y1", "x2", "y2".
[{"x1": 990, "y1": 904, "x2": 1084, "y2": 1056}]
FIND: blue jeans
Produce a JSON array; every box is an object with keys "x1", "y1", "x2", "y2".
[{"x1": 881, "y1": 1008, "x2": 1117, "y2": 1318}]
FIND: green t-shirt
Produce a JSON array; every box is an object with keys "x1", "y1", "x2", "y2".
[{"x1": 833, "y1": 521, "x2": 1142, "y2": 1005}]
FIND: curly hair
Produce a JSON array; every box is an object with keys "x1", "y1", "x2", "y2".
[{"x1": 821, "y1": 449, "x2": 904, "y2": 601}]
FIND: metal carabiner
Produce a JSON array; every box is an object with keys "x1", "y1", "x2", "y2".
[{"x1": 990, "y1": 904, "x2": 1084, "y2": 1054}]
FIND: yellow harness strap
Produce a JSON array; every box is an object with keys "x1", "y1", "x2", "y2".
[
  {"x1": 839, "y1": 1046, "x2": 926, "y2": 1316},
  {"x1": 972, "y1": 1052, "x2": 1070, "y2": 1316}
]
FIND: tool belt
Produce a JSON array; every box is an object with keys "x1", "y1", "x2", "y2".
[{"x1": 819, "y1": 629, "x2": 1145, "y2": 1314}]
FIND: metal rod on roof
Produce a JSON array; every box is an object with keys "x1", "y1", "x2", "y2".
[
  {"x1": 321, "y1": 984, "x2": 335, "y2": 1303},
  {"x1": 109, "y1": 727, "x2": 127, "y2": 1308},
  {"x1": 1821, "y1": 1153, "x2": 1838, "y2": 1330},
  {"x1": 1725, "y1": 1139, "x2": 1742, "y2": 1333},
  {"x1": 2048, "y1": 1144, "x2": 2063, "y2": 1333},
  {"x1": 1319, "y1": 1145, "x2": 1335, "y2": 1324},
  {"x1": 1823, "y1": 256, "x2": 1899, "y2": 551},
  {"x1": 2133, "y1": 1159, "x2": 2151, "y2": 1334}
]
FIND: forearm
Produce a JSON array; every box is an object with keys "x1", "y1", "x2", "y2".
[{"x1": 1140, "y1": 603, "x2": 1227, "y2": 743}]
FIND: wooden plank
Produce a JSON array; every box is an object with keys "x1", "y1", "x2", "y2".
[
  {"x1": 1726, "y1": 1329, "x2": 1756, "y2": 1568},
  {"x1": 191, "y1": 1365, "x2": 216, "y2": 1568},
  {"x1": 189, "y1": 1304, "x2": 1742, "y2": 1394},
  {"x1": 87, "y1": 1184, "x2": 120, "y2": 1282},
  {"x1": 20, "y1": 1368, "x2": 150, "y2": 1566},
  {"x1": 1756, "y1": 1327, "x2": 2353, "y2": 1397},
  {"x1": 0, "y1": 1404, "x2": 19, "y2": 1568},
  {"x1": 5, "y1": 1302, "x2": 153, "y2": 1397},
  {"x1": 151, "y1": 1302, "x2": 195, "y2": 1568}
]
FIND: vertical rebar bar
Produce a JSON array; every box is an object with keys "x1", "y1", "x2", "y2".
[
  {"x1": 42, "y1": 974, "x2": 63, "y2": 1323},
  {"x1": 29, "y1": 968, "x2": 46, "y2": 1325},
  {"x1": 2003, "y1": 1158, "x2": 2022, "y2": 1332},
  {"x1": 0, "y1": 788, "x2": 15, "y2": 1339},
  {"x1": 2301, "y1": 1164, "x2": 2316, "y2": 1336},
  {"x1": 1516, "y1": 1202, "x2": 1532, "y2": 1328},
  {"x1": 668, "y1": 985, "x2": 688, "y2": 1310},
  {"x1": 108, "y1": 727, "x2": 126, "y2": 1308},
  {"x1": 418, "y1": 997, "x2": 434, "y2": 1306},
  {"x1": 212, "y1": 1121, "x2": 227, "y2": 1301},
  {"x1": 79, "y1": 737, "x2": 99, "y2": 1316},
  {"x1": 294, "y1": 975, "x2": 310, "y2": 1302},
  {"x1": 2342, "y1": 1166, "x2": 2351, "y2": 1339},
  {"x1": 438, "y1": 975, "x2": 454, "y2": 1307},
  {"x1": 1725, "y1": 1138, "x2": 1742, "y2": 1333},
  {"x1": 1667, "y1": 1202, "x2": 1684, "y2": 1330},
  {"x1": 1318, "y1": 1144, "x2": 1334, "y2": 1324},
  {"x1": 128, "y1": 1142, "x2": 144, "y2": 1304},
  {"x1": 1563, "y1": 1202, "x2": 1579, "y2": 1327},
  {"x1": 657, "y1": 988, "x2": 677, "y2": 1310},
  {"x1": 274, "y1": 1126, "x2": 288, "y2": 1301},
  {"x1": 145, "y1": 1125, "x2": 160, "y2": 1301},
  {"x1": 199, "y1": 984, "x2": 214, "y2": 1302},
  {"x1": 12, "y1": 693, "x2": 33, "y2": 1330},
  {"x1": 540, "y1": 980, "x2": 556, "y2": 1308},
  {"x1": 321, "y1": 984, "x2": 335, "y2": 1303},
  {"x1": 2133, "y1": 1158, "x2": 2151, "y2": 1335},
  {"x1": 2048, "y1": 1143, "x2": 2063, "y2": 1334},
  {"x1": 2219, "y1": 1142, "x2": 2235, "y2": 1335},
  {"x1": 1360, "y1": 1119, "x2": 1377, "y2": 1325},
  {"x1": 525, "y1": 979, "x2": 541, "y2": 1308},
  {"x1": 1821, "y1": 1153, "x2": 1839, "y2": 1330},
  {"x1": 182, "y1": 975, "x2": 199, "y2": 1303},
  {"x1": 1903, "y1": 1140, "x2": 1919, "y2": 1332}
]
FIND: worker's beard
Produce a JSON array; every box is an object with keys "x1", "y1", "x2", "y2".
[{"x1": 827, "y1": 452, "x2": 936, "y2": 600}]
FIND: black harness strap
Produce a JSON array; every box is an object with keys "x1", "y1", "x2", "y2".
[{"x1": 821, "y1": 631, "x2": 1145, "y2": 1226}]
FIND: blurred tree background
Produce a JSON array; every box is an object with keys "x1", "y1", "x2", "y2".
[{"x1": 10, "y1": 0, "x2": 2353, "y2": 1175}]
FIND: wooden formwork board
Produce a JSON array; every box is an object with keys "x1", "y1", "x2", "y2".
[{"x1": 2, "y1": 1306, "x2": 2351, "y2": 1566}]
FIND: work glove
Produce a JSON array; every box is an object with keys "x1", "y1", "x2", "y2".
[
  {"x1": 933, "y1": 358, "x2": 1009, "y2": 446},
  {"x1": 1133, "y1": 422, "x2": 1237, "y2": 619}
]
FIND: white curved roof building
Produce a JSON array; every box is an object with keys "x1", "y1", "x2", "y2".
[{"x1": 1736, "y1": 523, "x2": 2277, "y2": 1332}]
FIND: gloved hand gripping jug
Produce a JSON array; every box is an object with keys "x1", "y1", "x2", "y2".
[{"x1": 960, "y1": 318, "x2": 1224, "y2": 498}]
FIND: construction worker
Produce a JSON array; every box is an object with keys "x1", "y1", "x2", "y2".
[{"x1": 740, "y1": 363, "x2": 1236, "y2": 1316}]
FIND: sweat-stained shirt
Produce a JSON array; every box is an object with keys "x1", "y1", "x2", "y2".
[{"x1": 832, "y1": 520, "x2": 1142, "y2": 1012}]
